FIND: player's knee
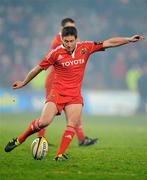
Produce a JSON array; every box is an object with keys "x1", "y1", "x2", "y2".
[
  {"x1": 38, "y1": 117, "x2": 52, "y2": 128},
  {"x1": 67, "y1": 118, "x2": 79, "y2": 128},
  {"x1": 38, "y1": 121, "x2": 47, "y2": 128}
]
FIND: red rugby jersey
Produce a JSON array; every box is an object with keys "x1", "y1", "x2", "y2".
[
  {"x1": 45, "y1": 34, "x2": 62, "y2": 91},
  {"x1": 50, "y1": 33, "x2": 62, "y2": 49},
  {"x1": 39, "y1": 41, "x2": 104, "y2": 97}
]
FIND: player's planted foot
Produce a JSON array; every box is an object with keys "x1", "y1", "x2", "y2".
[
  {"x1": 54, "y1": 154, "x2": 68, "y2": 161},
  {"x1": 79, "y1": 136, "x2": 98, "y2": 146},
  {"x1": 5, "y1": 138, "x2": 20, "y2": 152}
]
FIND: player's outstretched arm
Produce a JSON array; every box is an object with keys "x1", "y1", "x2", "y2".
[
  {"x1": 12, "y1": 65, "x2": 43, "y2": 89},
  {"x1": 103, "y1": 35, "x2": 144, "y2": 49}
]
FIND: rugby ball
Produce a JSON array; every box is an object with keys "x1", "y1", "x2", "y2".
[{"x1": 31, "y1": 137, "x2": 49, "y2": 160}]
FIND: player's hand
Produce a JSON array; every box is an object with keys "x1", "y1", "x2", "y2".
[
  {"x1": 12, "y1": 81, "x2": 25, "y2": 89},
  {"x1": 129, "y1": 35, "x2": 145, "y2": 42}
]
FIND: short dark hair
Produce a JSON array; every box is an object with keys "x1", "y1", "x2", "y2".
[
  {"x1": 61, "y1": 26, "x2": 77, "y2": 39},
  {"x1": 61, "y1": 18, "x2": 75, "y2": 27}
]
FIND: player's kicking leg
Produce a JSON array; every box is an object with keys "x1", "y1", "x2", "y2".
[
  {"x1": 5, "y1": 102, "x2": 58, "y2": 153},
  {"x1": 4, "y1": 119, "x2": 41, "y2": 152},
  {"x1": 5, "y1": 138, "x2": 20, "y2": 152}
]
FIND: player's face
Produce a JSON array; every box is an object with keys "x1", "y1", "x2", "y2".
[{"x1": 62, "y1": 35, "x2": 77, "y2": 54}]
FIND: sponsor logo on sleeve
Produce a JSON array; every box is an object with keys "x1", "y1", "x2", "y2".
[{"x1": 80, "y1": 48, "x2": 87, "y2": 54}]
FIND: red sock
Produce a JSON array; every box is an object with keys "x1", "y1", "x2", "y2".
[
  {"x1": 75, "y1": 125, "x2": 85, "y2": 142},
  {"x1": 18, "y1": 120, "x2": 41, "y2": 144},
  {"x1": 37, "y1": 128, "x2": 46, "y2": 137},
  {"x1": 56, "y1": 125, "x2": 75, "y2": 156}
]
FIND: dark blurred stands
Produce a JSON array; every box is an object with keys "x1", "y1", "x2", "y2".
[{"x1": 0, "y1": 0, "x2": 147, "y2": 90}]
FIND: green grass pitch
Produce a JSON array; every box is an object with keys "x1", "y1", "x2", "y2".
[{"x1": 0, "y1": 113, "x2": 147, "y2": 180}]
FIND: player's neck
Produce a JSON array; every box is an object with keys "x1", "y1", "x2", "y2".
[
  {"x1": 66, "y1": 49, "x2": 75, "y2": 55},
  {"x1": 63, "y1": 44, "x2": 75, "y2": 54}
]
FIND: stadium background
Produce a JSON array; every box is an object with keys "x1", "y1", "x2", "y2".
[{"x1": 0, "y1": 0, "x2": 147, "y2": 115}]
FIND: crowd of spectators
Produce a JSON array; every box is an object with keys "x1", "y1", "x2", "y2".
[{"x1": 0, "y1": 0, "x2": 147, "y2": 91}]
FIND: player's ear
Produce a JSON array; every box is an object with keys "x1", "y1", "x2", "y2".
[{"x1": 60, "y1": 26, "x2": 64, "y2": 32}]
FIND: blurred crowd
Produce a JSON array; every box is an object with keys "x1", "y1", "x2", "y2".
[{"x1": 0, "y1": 0, "x2": 147, "y2": 91}]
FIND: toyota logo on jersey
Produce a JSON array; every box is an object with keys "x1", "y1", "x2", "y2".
[{"x1": 61, "y1": 59, "x2": 85, "y2": 67}]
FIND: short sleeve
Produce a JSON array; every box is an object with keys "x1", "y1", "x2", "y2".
[
  {"x1": 84, "y1": 41, "x2": 105, "y2": 54},
  {"x1": 39, "y1": 50, "x2": 55, "y2": 70}
]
